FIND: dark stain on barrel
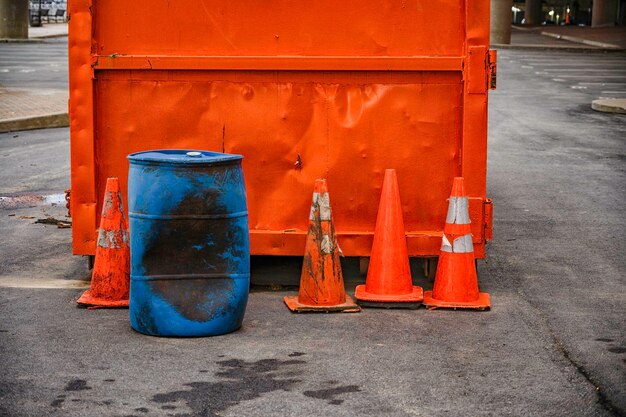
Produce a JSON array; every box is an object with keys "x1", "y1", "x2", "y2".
[
  {"x1": 151, "y1": 279, "x2": 235, "y2": 322},
  {"x1": 133, "y1": 302, "x2": 159, "y2": 335},
  {"x1": 141, "y1": 187, "x2": 245, "y2": 323}
]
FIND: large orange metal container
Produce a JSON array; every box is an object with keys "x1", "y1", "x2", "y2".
[{"x1": 68, "y1": 0, "x2": 495, "y2": 259}]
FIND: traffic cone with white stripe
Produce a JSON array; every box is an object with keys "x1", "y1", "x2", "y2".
[
  {"x1": 423, "y1": 177, "x2": 490, "y2": 310},
  {"x1": 77, "y1": 178, "x2": 130, "y2": 308},
  {"x1": 284, "y1": 179, "x2": 360, "y2": 313}
]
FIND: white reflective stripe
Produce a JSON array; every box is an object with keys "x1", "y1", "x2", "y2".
[
  {"x1": 445, "y1": 196, "x2": 470, "y2": 225},
  {"x1": 452, "y1": 234, "x2": 474, "y2": 253},
  {"x1": 309, "y1": 192, "x2": 331, "y2": 221},
  {"x1": 97, "y1": 229, "x2": 129, "y2": 249},
  {"x1": 318, "y1": 193, "x2": 331, "y2": 221},
  {"x1": 320, "y1": 234, "x2": 333, "y2": 254},
  {"x1": 441, "y1": 234, "x2": 453, "y2": 252}
]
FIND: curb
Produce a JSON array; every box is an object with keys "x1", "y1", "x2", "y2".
[
  {"x1": 591, "y1": 99, "x2": 626, "y2": 114},
  {"x1": 0, "y1": 38, "x2": 44, "y2": 43},
  {"x1": 0, "y1": 113, "x2": 69, "y2": 133},
  {"x1": 491, "y1": 43, "x2": 625, "y2": 53},
  {"x1": 540, "y1": 31, "x2": 623, "y2": 50},
  {"x1": 30, "y1": 33, "x2": 68, "y2": 39}
]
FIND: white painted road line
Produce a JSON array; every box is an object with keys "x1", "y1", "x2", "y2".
[
  {"x1": 0, "y1": 277, "x2": 89, "y2": 289},
  {"x1": 541, "y1": 69, "x2": 626, "y2": 73}
]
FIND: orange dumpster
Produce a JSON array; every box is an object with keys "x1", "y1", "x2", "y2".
[{"x1": 68, "y1": 0, "x2": 495, "y2": 259}]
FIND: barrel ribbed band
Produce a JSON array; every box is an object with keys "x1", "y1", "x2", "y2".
[
  {"x1": 129, "y1": 211, "x2": 247, "y2": 220},
  {"x1": 440, "y1": 233, "x2": 474, "y2": 253},
  {"x1": 446, "y1": 196, "x2": 470, "y2": 225},
  {"x1": 131, "y1": 273, "x2": 250, "y2": 281}
]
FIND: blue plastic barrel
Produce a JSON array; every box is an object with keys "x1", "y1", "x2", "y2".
[{"x1": 127, "y1": 149, "x2": 249, "y2": 337}]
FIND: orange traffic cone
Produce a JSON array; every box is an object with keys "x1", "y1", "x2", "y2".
[
  {"x1": 423, "y1": 177, "x2": 490, "y2": 310},
  {"x1": 355, "y1": 169, "x2": 423, "y2": 308},
  {"x1": 284, "y1": 179, "x2": 360, "y2": 313},
  {"x1": 77, "y1": 178, "x2": 130, "y2": 308}
]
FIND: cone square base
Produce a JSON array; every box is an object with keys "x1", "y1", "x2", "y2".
[
  {"x1": 356, "y1": 299, "x2": 422, "y2": 310},
  {"x1": 354, "y1": 284, "x2": 424, "y2": 306},
  {"x1": 283, "y1": 294, "x2": 361, "y2": 313},
  {"x1": 77, "y1": 290, "x2": 129, "y2": 308},
  {"x1": 423, "y1": 291, "x2": 490, "y2": 311}
]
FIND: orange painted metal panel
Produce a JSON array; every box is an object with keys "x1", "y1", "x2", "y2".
[
  {"x1": 68, "y1": 0, "x2": 493, "y2": 258},
  {"x1": 93, "y1": 1, "x2": 465, "y2": 57}
]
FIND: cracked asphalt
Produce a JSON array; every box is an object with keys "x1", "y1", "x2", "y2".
[{"x1": 0, "y1": 46, "x2": 625, "y2": 416}]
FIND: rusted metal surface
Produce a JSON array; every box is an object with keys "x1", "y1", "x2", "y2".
[
  {"x1": 64, "y1": 188, "x2": 71, "y2": 217},
  {"x1": 128, "y1": 150, "x2": 250, "y2": 336},
  {"x1": 488, "y1": 50, "x2": 498, "y2": 90},
  {"x1": 69, "y1": 0, "x2": 495, "y2": 259},
  {"x1": 77, "y1": 178, "x2": 130, "y2": 308},
  {"x1": 284, "y1": 179, "x2": 360, "y2": 313}
]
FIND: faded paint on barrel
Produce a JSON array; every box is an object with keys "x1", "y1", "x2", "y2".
[{"x1": 128, "y1": 149, "x2": 249, "y2": 337}]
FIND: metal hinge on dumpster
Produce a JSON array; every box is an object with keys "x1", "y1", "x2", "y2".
[
  {"x1": 488, "y1": 50, "x2": 497, "y2": 90},
  {"x1": 484, "y1": 198, "x2": 493, "y2": 241}
]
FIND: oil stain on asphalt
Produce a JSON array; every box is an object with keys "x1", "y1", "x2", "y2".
[
  {"x1": 151, "y1": 355, "x2": 363, "y2": 416},
  {"x1": 151, "y1": 357, "x2": 306, "y2": 416}
]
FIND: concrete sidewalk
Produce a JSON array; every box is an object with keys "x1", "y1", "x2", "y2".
[
  {"x1": 497, "y1": 25, "x2": 626, "y2": 52},
  {"x1": 0, "y1": 87, "x2": 68, "y2": 133},
  {"x1": 0, "y1": 36, "x2": 69, "y2": 133},
  {"x1": 30, "y1": 23, "x2": 68, "y2": 39}
]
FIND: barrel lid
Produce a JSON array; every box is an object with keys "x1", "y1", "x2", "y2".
[{"x1": 128, "y1": 149, "x2": 243, "y2": 165}]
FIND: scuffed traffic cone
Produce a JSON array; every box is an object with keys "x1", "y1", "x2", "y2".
[
  {"x1": 355, "y1": 169, "x2": 423, "y2": 308},
  {"x1": 284, "y1": 179, "x2": 360, "y2": 313},
  {"x1": 423, "y1": 177, "x2": 490, "y2": 310},
  {"x1": 77, "y1": 178, "x2": 130, "y2": 308}
]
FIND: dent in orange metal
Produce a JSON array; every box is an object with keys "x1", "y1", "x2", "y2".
[
  {"x1": 69, "y1": 0, "x2": 493, "y2": 259},
  {"x1": 68, "y1": 0, "x2": 97, "y2": 254}
]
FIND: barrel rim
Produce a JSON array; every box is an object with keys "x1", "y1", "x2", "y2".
[{"x1": 128, "y1": 149, "x2": 243, "y2": 166}]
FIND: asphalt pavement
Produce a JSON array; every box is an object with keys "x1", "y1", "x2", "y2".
[
  {"x1": 0, "y1": 50, "x2": 625, "y2": 416},
  {"x1": 0, "y1": 38, "x2": 68, "y2": 132},
  {"x1": 0, "y1": 37, "x2": 68, "y2": 90}
]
